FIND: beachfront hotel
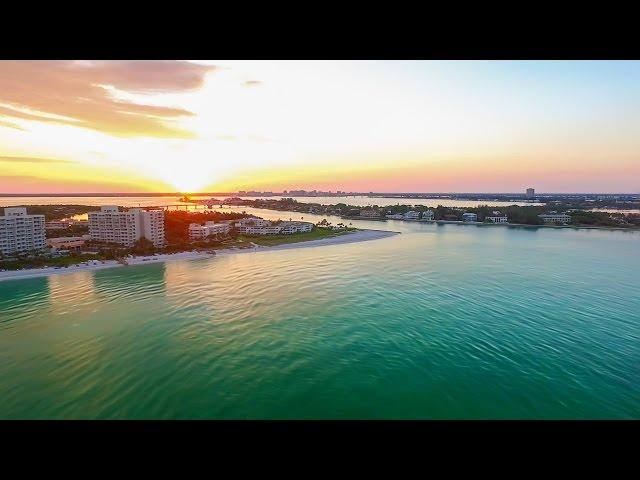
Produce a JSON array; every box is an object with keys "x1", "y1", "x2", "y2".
[
  {"x1": 0, "y1": 207, "x2": 46, "y2": 256},
  {"x1": 88, "y1": 206, "x2": 165, "y2": 247},
  {"x1": 188, "y1": 221, "x2": 231, "y2": 240}
]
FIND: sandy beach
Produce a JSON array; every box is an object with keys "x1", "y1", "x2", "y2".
[{"x1": 0, "y1": 229, "x2": 398, "y2": 282}]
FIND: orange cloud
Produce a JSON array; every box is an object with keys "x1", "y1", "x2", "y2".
[
  {"x1": 0, "y1": 175, "x2": 171, "y2": 194},
  {"x1": 0, "y1": 60, "x2": 215, "y2": 138}
]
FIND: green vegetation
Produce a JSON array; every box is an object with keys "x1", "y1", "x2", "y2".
[
  {"x1": 14, "y1": 204, "x2": 101, "y2": 220},
  {"x1": 226, "y1": 198, "x2": 640, "y2": 228},
  {"x1": 239, "y1": 227, "x2": 354, "y2": 246},
  {"x1": 0, "y1": 253, "x2": 106, "y2": 271},
  {"x1": 131, "y1": 238, "x2": 155, "y2": 256},
  {"x1": 48, "y1": 224, "x2": 90, "y2": 237},
  {"x1": 164, "y1": 210, "x2": 249, "y2": 244}
]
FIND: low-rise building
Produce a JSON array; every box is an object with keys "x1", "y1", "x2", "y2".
[
  {"x1": 462, "y1": 213, "x2": 478, "y2": 222},
  {"x1": 486, "y1": 211, "x2": 508, "y2": 223},
  {"x1": 47, "y1": 235, "x2": 90, "y2": 252},
  {"x1": 0, "y1": 207, "x2": 46, "y2": 256},
  {"x1": 385, "y1": 213, "x2": 404, "y2": 219},
  {"x1": 188, "y1": 221, "x2": 231, "y2": 240},
  {"x1": 279, "y1": 221, "x2": 313, "y2": 234},
  {"x1": 539, "y1": 212, "x2": 571, "y2": 224},
  {"x1": 359, "y1": 209, "x2": 380, "y2": 217},
  {"x1": 422, "y1": 210, "x2": 435, "y2": 221},
  {"x1": 45, "y1": 220, "x2": 72, "y2": 230},
  {"x1": 404, "y1": 211, "x2": 420, "y2": 220},
  {"x1": 234, "y1": 217, "x2": 313, "y2": 235},
  {"x1": 235, "y1": 217, "x2": 271, "y2": 227}
]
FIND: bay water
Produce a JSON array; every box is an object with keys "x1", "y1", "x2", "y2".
[{"x1": 0, "y1": 210, "x2": 638, "y2": 419}]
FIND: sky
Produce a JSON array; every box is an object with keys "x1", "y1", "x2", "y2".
[{"x1": 0, "y1": 60, "x2": 638, "y2": 194}]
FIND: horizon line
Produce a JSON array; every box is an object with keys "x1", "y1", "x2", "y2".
[{"x1": 1, "y1": 191, "x2": 639, "y2": 197}]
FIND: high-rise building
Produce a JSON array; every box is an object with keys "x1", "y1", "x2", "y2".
[
  {"x1": 526, "y1": 188, "x2": 535, "y2": 198},
  {"x1": 88, "y1": 206, "x2": 165, "y2": 247},
  {"x1": 139, "y1": 209, "x2": 165, "y2": 247},
  {"x1": 0, "y1": 207, "x2": 46, "y2": 256}
]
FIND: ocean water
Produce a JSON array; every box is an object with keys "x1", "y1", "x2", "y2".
[{"x1": 0, "y1": 220, "x2": 638, "y2": 419}]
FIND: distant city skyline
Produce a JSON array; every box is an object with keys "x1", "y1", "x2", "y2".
[{"x1": 1, "y1": 60, "x2": 639, "y2": 194}]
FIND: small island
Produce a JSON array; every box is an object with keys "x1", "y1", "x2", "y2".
[{"x1": 217, "y1": 197, "x2": 640, "y2": 229}]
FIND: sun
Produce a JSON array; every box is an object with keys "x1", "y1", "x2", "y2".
[{"x1": 161, "y1": 169, "x2": 213, "y2": 193}]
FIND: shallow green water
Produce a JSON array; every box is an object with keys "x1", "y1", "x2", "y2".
[{"x1": 1, "y1": 221, "x2": 638, "y2": 419}]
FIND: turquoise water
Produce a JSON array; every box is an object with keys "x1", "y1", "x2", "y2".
[{"x1": 1, "y1": 220, "x2": 639, "y2": 419}]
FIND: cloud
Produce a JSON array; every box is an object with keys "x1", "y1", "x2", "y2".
[
  {"x1": 0, "y1": 155, "x2": 75, "y2": 164},
  {"x1": 0, "y1": 175, "x2": 169, "y2": 194},
  {"x1": 0, "y1": 119, "x2": 25, "y2": 131},
  {"x1": 0, "y1": 61, "x2": 216, "y2": 138}
]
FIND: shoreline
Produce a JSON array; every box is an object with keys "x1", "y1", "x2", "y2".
[
  {"x1": 426, "y1": 220, "x2": 640, "y2": 231},
  {"x1": 0, "y1": 229, "x2": 398, "y2": 283}
]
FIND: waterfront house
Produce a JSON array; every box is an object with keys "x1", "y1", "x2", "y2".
[
  {"x1": 538, "y1": 212, "x2": 571, "y2": 224},
  {"x1": 422, "y1": 210, "x2": 435, "y2": 221},
  {"x1": 486, "y1": 211, "x2": 508, "y2": 223},
  {"x1": 385, "y1": 213, "x2": 404, "y2": 219},
  {"x1": 404, "y1": 211, "x2": 420, "y2": 220},
  {"x1": 359, "y1": 209, "x2": 381, "y2": 218},
  {"x1": 462, "y1": 213, "x2": 478, "y2": 222}
]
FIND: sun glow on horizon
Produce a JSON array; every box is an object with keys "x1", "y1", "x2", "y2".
[{"x1": 1, "y1": 60, "x2": 639, "y2": 194}]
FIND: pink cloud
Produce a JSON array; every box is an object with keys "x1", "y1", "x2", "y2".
[{"x1": 0, "y1": 61, "x2": 215, "y2": 138}]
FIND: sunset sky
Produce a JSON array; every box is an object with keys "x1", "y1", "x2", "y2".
[{"x1": 0, "y1": 60, "x2": 638, "y2": 193}]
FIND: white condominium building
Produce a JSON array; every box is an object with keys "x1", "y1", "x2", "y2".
[
  {"x1": 188, "y1": 221, "x2": 231, "y2": 240},
  {"x1": 236, "y1": 217, "x2": 271, "y2": 227},
  {"x1": 234, "y1": 218, "x2": 314, "y2": 235},
  {"x1": 140, "y1": 209, "x2": 165, "y2": 247},
  {"x1": 0, "y1": 207, "x2": 46, "y2": 256},
  {"x1": 88, "y1": 206, "x2": 165, "y2": 247},
  {"x1": 279, "y1": 221, "x2": 313, "y2": 234}
]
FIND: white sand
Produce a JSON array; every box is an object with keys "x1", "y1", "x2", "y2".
[
  {"x1": 229, "y1": 228, "x2": 398, "y2": 254},
  {"x1": 0, "y1": 229, "x2": 399, "y2": 282}
]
